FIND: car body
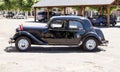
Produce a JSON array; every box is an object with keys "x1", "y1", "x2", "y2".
[
  {"x1": 91, "y1": 15, "x2": 117, "y2": 26},
  {"x1": 37, "y1": 11, "x2": 55, "y2": 22},
  {"x1": 3, "y1": 13, "x2": 8, "y2": 17},
  {"x1": 4, "y1": 12, "x2": 14, "y2": 18},
  {"x1": 9, "y1": 16, "x2": 108, "y2": 52},
  {"x1": 13, "y1": 13, "x2": 26, "y2": 19}
]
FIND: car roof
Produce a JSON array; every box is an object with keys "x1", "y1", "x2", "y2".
[
  {"x1": 50, "y1": 16, "x2": 93, "y2": 31},
  {"x1": 51, "y1": 16, "x2": 88, "y2": 20}
]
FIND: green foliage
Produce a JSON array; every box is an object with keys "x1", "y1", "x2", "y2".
[
  {"x1": 0, "y1": 0, "x2": 39, "y2": 11},
  {"x1": 72, "y1": 7, "x2": 80, "y2": 10},
  {"x1": 20, "y1": 0, "x2": 37, "y2": 11},
  {"x1": 0, "y1": 1, "x2": 5, "y2": 10},
  {"x1": 88, "y1": 6, "x2": 118, "y2": 15},
  {"x1": 0, "y1": 4, "x2": 5, "y2": 10},
  {"x1": 110, "y1": 6, "x2": 118, "y2": 13}
]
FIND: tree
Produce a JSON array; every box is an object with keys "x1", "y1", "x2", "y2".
[
  {"x1": 88, "y1": 6, "x2": 118, "y2": 15},
  {"x1": 0, "y1": 2, "x2": 5, "y2": 11},
  {"x1": 16, "y1": 0, "x2": 39, "y2": 17},
  {"x1": 4, "y1": 0, "x2": 12, "y2": 11},
  {"x1": 1, "y1": 0, "x2": 39, "y2": 17}
]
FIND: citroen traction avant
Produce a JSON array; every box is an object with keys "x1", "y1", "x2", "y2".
[{"x1": 9, "y1": 16, "x2": 108, "y2": 52}]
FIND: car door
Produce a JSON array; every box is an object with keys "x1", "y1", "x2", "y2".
[
  {"x1": 65, "y1": 20, "x2": 85, "y2": 45},
  {"x1": 43, "y1": 19, "x2": 68, "y2": 45}
]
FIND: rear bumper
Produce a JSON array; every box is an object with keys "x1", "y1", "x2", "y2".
[
  {"x1": 101, "y1": 40, "x2": 109, "y2": 46},
  {"x1": 9, "y1": 37, "x2": 15, "y2": 44}
]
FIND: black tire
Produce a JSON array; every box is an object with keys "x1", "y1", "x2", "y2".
[
  {"x1": 112, "y1": 23, "x2": 115, "y2": 27},
  {"x1": 15, "y1": 36, "x2": 31, "y2": 52},
  {"x1": 38, "y1": 20, "x2": 42, "y2": 22},
  {"x1": 104, "y1": 23, "x2": 107, "y2": 26},
  {"x1": 82, "y1": 37, "x2": 98, "y2": 51}
]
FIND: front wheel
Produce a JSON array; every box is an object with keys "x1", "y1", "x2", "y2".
[
  {"x1": 15, "y1": 36, "x2": 31, "y2": 52},
  {"x1": 82, "y1": 37, "x2": 98, "y2": 51}
]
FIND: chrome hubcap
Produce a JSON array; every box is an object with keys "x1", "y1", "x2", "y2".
[
  {"x1": 86, "y1": 39, "x2": 96, "y2": 50},
  {"x1": 18, "y1": 39, "x2": 29, "y2": 50}
]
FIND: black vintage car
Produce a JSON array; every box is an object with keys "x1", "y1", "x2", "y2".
[{"x1": 9, "y1": 16, "x2": 108, "y2": 51}]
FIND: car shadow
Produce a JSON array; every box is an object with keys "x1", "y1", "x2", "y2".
[{"x1": 4, "y1": 46, "x2": 106, "y2": 53}]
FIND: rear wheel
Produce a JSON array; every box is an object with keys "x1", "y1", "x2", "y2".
[
  {"x1": 112, "y1": 23, "x2": 115, "y2": 27},
  {"x1": 82, "y1": 37, "x2": 98, "y2": 51},
  {"x1": 38, "y1": 20, "x2": 42, "y2": 22},
  {"x1": 15, "y1": 36, "x2": 31, "y2": 52}
]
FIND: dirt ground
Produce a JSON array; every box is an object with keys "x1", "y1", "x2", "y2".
[{"x1": 0, "y1": 18, "x2": 120, "y2": 72}]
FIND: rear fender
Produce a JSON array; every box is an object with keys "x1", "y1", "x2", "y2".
[
  {"x1": 81, "y1": 32, "x2": 102, "y2": 45},
  {"x1": 13, "y1": 31, "x2": 47, "y2": 45}
]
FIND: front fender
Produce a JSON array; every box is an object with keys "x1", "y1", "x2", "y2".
[
  {"x1": 81, "y1": 32, "x2": 102, "y2": 45},
  {"x1": 13, "y1": 31, "x2": 47, "y2": 45}
]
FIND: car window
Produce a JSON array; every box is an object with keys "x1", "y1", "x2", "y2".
[
  {"x1": 38, "y1": 12, "x2": 42, "y2": 15},
  {"x1": 69, "y1": 20, "x2": 83, "y2": 30},
  {"x1": 50, "y1": 20, "x2": 67, "y2": 29},
  {"x1": 83, "y1": 20, "x2": 93, "y2": 31},
  {"x1": 38, "y1": 12, "x2": 45, "y2": 15},
  {"x1": 38, "y1": 12, "x2": 55, "y2": 16}
]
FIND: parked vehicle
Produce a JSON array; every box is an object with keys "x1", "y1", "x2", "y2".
[
  {"x1": 91, "y1": 15, "x2": 117, "y2": 26},
  {"x1": 4, "y1": 12, "x2": 14, "y2": 18},
  {"x1": 9, "y1": 16, "x2": 108, "y2": 52},
  {"x1": 37, "y1": 11, "x2": 55, "y2": 22},
  {"x1": 3, "y1": 13, "x2": 8, "y2": 17},
  {"x1": 13, "y1": 13, "x2": 26, "y2": 19}
]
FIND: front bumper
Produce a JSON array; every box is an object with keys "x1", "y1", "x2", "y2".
[{"x1": 101, "y1": 40, "x2": 109, "y2": 46}]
